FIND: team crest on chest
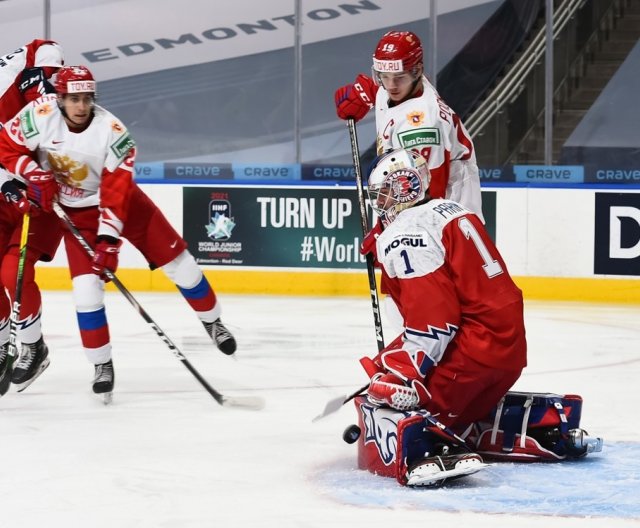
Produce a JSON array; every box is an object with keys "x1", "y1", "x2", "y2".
[
  {"x1": 47, "y1": 152, "x2": 89, "y2": 186},
  {"x1": 36, "y1": 104, "x2": 53, "y2": 116},
  {"x1": 407, "y1": 111, "x2": 425, "y2": 126}
]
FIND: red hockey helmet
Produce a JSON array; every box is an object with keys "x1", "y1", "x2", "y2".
[
  {"x1": 55, "y1": 65, "x2": 97, "y2": 95},
  {"x1": 372, "y1": 31, "x2": 423, "y2": 75}
]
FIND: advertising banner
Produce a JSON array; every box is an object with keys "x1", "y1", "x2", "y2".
[
  {"x1": 183, "y1": 186, "x2": 368, "y2": 268},
  {"x1": 594, "y1": 193, "x2": 640, "y2": 276},
  {"x1": 183, "y1": 186, "x2": 497, "y2": 269},
  {"x1": 513, "y1": 165, "x2": 584, "y2": 184}
]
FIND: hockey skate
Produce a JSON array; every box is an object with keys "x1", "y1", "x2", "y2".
[
  {"x1": 93, "y1": 359, "x2": 114, "y2": 405},
  {"x1": 11, "y1": 337, "x2": 50, "y2": 392},
  {"x1": 203, "y1": 319, "x2": 237, "y2": 355},
  {"x1": 0, "y1": 342, "x2": 11, "y2": 394},
  {"x1": 0, "y1": 342, "x2": 8, "y2": 374},
  {"x1": 406, "y1": 452, "x2": 489, "y2": 487},
  {"x1": 565, "y1": 428, "x2": 604, "y2": 458}
]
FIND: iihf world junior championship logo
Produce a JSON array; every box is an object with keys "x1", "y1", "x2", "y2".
[{"x1": 206, "y1": 199, "x2": 236, "y2": 240}]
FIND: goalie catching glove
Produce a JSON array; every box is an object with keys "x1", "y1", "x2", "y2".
[{"x1": 362, "y1": 348, "x2": 434, "y2": 411}]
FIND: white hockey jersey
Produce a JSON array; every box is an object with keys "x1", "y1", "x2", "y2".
[
  {"x1": 0, "y1": 94, "x2": 136, "y2": 238},
  {"x1": 0, "y1": 40, "x2": 61, "y2": 123},
  {"x1": 375, "y1": 76, "x2": 484, "y2": 221}
]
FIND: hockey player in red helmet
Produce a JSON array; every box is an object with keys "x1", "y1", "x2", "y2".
[
  {"x1": 335, "y1": 30, "x2": 483, "y2": 337},
  {"x1": 334, "y1": 30, "x2": 482, "y2": 219},
  {"x1": 0, "y1": 64, "x2": 237, "y2": 402},
  {"x1": 54, "y1": 65, "x2": 97, "y2": 129},
  {"x1": 371, "y1": 31, "x2": 424, "y2": 104},
  {"x1": 55, "y1": 65, "x2": 95, "y2": 95},
  {"x1": 0, "y1": 39, "x2": 65, "y2": 394}
]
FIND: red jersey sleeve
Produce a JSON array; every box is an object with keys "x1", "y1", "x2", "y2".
[
  {"x1": 97, "y1": 146, "x2": 135, "y2": 239},
  {"x1": 0, "y1": 115, "x2": 38, "y2": 176}
]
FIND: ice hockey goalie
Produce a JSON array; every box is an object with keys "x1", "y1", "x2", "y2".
[{"x1": 348, "y1": 146, "x2": 603, "y2": 487}]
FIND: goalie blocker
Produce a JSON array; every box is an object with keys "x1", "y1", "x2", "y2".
[{"x1": 352, "y1": 390, "x2": 603, "y2": 486}]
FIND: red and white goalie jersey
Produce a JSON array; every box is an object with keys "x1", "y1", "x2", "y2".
[
  {"x1": 375, "y1": 77, "x2": 483, "y2": 222},
  {"x1": 0, "y1": 94, "x2": 135, "y2": 238},
  {"x1": 374, "y1": 199, "x2": 526, "y2": 370}
]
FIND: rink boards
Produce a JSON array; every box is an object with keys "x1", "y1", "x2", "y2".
[{"x1": 35, "y1": 183, "x2": 640, "y2": 303}]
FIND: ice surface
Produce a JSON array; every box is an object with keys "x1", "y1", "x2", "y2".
[{"x1": 1, "y1": 292, "x2": 638, "y2": 527}]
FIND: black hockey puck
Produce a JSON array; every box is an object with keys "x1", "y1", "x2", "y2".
[{"x1": 342, "y1": 424, "x2": 361, "y2": 444}]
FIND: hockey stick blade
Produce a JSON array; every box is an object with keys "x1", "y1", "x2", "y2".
[
  {"x1": 311, "y1": 383, "x2": 369, "y2": 422},
  {"x1": 312, "y1": 382, "x2": 369, "y2": 422},
  {"x1": 222, "y1": 394, "x2": 265, "y2": 411},
  {"x1": 312, "y1": 394, "x2": 350, "y2": 422}
]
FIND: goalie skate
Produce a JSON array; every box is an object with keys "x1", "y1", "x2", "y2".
[{"x1": 406, "y1": 453, "x2": 489, "y2": 487}]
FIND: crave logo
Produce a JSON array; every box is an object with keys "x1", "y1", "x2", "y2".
[{"x1": 594, "y1": 193, "x2": 640, "y2": 276}]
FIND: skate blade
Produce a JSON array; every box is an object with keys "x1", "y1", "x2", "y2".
[
  {"x1": 14, "y1": 358, "x2": 51, "y2": 393},
  {"x1": 99, "y1": 392, "x2": 113, "y2": 405},
  {"x1": 407, "y1": 460, "x2": 490, "y2": 487}
]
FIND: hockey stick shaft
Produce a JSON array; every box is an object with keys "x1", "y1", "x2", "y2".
[
  {"x1": 312, "y1": 120, "x2": 383, "y2": 418},
  {"x1": 347, "y1": 118, "x2": 385, "y2": 353},
  {"x1": 345, "y1": 119, "x2": 384, "y2": 404},
  {"x1": 53, "y1": 202, "x2": 262, "y2": 410},
  {"x1": 0, "y1": 212, "x2": 31, "y2": 396}
]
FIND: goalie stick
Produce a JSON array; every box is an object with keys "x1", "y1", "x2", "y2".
[
  {"x1": 0, "y1": 212, "x2": 31, "y2": 396},
  {"x1": 53, "y1": 202, "x2": 263, "y2": 411}
]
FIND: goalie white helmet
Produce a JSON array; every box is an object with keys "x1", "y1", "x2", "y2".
[{"x1": 367, "y1": 148, "x2": 430, "y2": 227}]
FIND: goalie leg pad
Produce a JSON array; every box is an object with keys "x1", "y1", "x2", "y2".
[
  {"x1": 475, "y1": 391, "x2": 603, "y2": 461},
  {"x1": 354, "y1": 396, "x2": 475, "y2": 485},
  {"x1": 354, "y1": 396, "x2": 410, "y2": 479}
]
